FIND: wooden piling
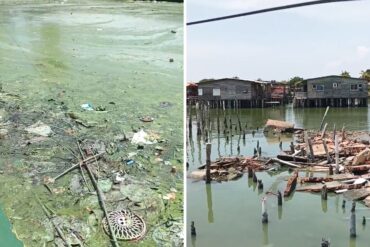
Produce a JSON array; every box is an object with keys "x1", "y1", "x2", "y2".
[
  {"x1": 257, "y1": 180, "x2": 263, "y2": 190},
  {"x1": 362, "y1": 216, "x2": 366, "y2": 226},
  {"x1": 248, "y1": 166, "x2": 253, "y2": 178},
  {"x1": 350, "y1": 202, "x2": 356, "y2": 238},
  {"x1": 335, "y1": 134, "x2": 339, "y2": 174},
  {"x1": 323, "y1": 139, "x2": 331, "y2": 163},
  {"x1": 277, "y1": 190, "x2": 282, "y2": 206},
  {"x1": 321, "y1": 123, "x2": 328, "y2": 139},
  {"x1": 321, "y1": 185, "x2": 328, "y2": 200},
  {"x1": 262, "y1": 197, "x2": 268, "y2": 224},
  {"x1": 206, "y1": 143, "x2": 211, "y2": 184},
  {"x1": 290, "y1": 142, "x2": 295, "y2": 154},
  {"x1": 253, "y1": 171, "x2": 258, "y2": 183},
  {"x1": 191, "y1": 221, "x2": 196, "y2": 236},
  {"x1": 319, "y1": 106, "x2": 330, "y2": 131}
]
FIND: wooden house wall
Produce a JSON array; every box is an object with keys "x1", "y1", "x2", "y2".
[{"x1": 307, "y1": 77, "x2": 368, "y2": 99}]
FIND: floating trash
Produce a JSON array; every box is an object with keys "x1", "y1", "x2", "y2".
[
  {"x1": 103, "y1": 210, "x2": 146, "y2": 241},
  {"x1": 125, "y1": 159, "x2": 135, "y2": 166},
  {"x1": 131, "y1": 129, "x2": 155, "y2": 145},
  {"x1": 81, "y1": 103, "x2": 94, "y2": 111},
  {"x1": 139, "y1": 116, "x2": 154, "y2": 122},
  {"x1": 25, "y1": 121, "x2": 53, "y2": 137}
]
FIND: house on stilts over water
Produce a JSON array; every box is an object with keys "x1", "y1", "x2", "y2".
[
  {"x1": 195, "y1": 78, "x2": 273, "y2": 108},
  {"x1": 294, "y1": 75, "x2": 368, "y2": 107}
]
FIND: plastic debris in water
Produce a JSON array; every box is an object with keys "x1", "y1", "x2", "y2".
[
  {"x1": 25, "y1": 121, "x2": 53, "y2": 137},
  {"x1": 81, "y1": 103, "x2": 94, "y2": 111},
  {"x1": 125, "y1": 159, "x2": 135, "y2": 166},
  {"x1": 103, "y1": 209, "x2": 146, "y2": 241},
  {"x1": 131, "y1": 129, "x2": 154, "y2": 145}
]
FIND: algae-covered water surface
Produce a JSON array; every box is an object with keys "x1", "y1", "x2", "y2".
[{"x1": 0, "y1": 1, "x2": 183, "y2": 246}]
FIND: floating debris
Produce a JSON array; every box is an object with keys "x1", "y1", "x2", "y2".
[
  {"x1": 25, "y1": 121, "x2": 53, "y2": 137},
  {"x1": 102, "y1": 210, "x2": 146, "y2": 241},
  {"x1": 131, "y1": 129, "x2": 155, "y2": 145},
  {"x1": 139, "y1": 116, "x2": 154, "y2": 122},
  {"x1": 80, "y1": 103, "x2": 94, "y2": 111}
]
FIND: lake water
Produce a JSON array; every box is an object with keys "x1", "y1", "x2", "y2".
[{"x1": 187, "y1": 105, "x2": 370, "y2": 247}]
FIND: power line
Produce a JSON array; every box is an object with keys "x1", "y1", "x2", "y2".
[{"x1": 187, "y1": 0, "x2": 360, "y2": 26}]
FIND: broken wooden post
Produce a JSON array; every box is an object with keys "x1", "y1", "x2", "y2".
[
  {"x1": 191, "y1": 221, "x2": 196, "y2": 236},
  {"x1": 284, "y1": 171, "x2": 298, "y2": 197},
  {"x1": 257, "y1": 180, "x2": 263, "y2": 190},
  {"x1": 257, "y1": 140, "x2": 260, "y2": 149},
  {"x1": 304, "y1": 131, "x2": 314, "y2": 162},
  {"x1": 342, "y1": 125, "x2": 346, "y2": 141},
  {"x1": 321, "y1": 238, "x2": 330, "y2": 247},
  {"x1": 279, "y1": 141, "x2": 282, "y2": 150},
  {"x1": 262, "y1": 197, "x2": 268, "y2": 224},
  {"x1": 362, "y1": 216, "x2": 366, "y2": 226},
  {"x1": 350, "y1": 202, "x2": 356, "y2": 238},
  {"x1": 258, "y1": 146, "x2": 262, "y2": 157},
  {"x1": 253, "y1": 171, "x2": 258, "y2": 183},
  {"x1": 319, "y1": 106, "x2": 330, "y2": 131},
  {"x1": 248, "y1": 166, "x2": 253, "y2": 178},
  {"x1": 254, "y1": 148, "x2": 258, "y2": 157},
  {"x1": 277, "y1": 190, "x2": 282, "y2": 206},
  {"x1": 188, "y1": 106, "x2": 193, "y2": 136},
  {"x1": 242, "y1": 131, "x2": 246, "y2": 140},
  {"x1": 290, "y1": 142, "x2": 295, "y2": 154},
  {"x1": 335, "y1": 134, "x2": 339, "y2": 174},
  {"x1": 321, "y1": 185, "x2": 328, "y2": 200},
  {"x1": 342, "y1": 200, "x2": 346, "y2": 209},
  {"x1": 321, "y1": 123, "x2": 328, "y2": 139},
  {"x1": 333, "y1": 123, "x2": 336, "y2": 142},
  {"x1": 322, "y1": 139, "x2": 331, "y2": 163},
  {"x1": 329, "y1": 165, "x2": 333, "y2": 176},
  {"x1": 206, "y1": 143, "x2": 211, "y2": 184}
]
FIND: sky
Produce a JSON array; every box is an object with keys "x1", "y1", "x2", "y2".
[{"x1": 186, "y1": 0, "x2": 370, "y2": 82}]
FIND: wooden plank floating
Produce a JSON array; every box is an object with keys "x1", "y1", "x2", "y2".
[{"x1": 284, "y1": 171, "x2": 298, "y2": 197}]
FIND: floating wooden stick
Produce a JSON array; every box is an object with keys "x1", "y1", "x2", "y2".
[
  {"x1": 52, "y1": 152, "x2": 105, "y2": 181},
  {"x1": 271, "y1": 158, "x2": 301, "y2": 168},
  {"x1": 35, "y1": 195, "x2": 72, "y2": 247},
  {"x1": 77, "y1": 143, "x2": 119, "y2": 247}
]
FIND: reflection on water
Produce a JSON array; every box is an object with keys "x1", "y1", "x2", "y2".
[
  {"x1": 206, "y1": 184, "x2": 214, "y2": 223},
  {"x1": 187, "y1": 106, "x2": 370, "y2": 247}
]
